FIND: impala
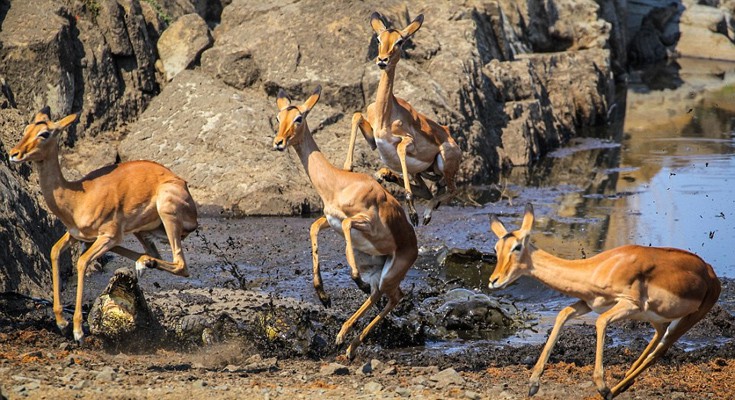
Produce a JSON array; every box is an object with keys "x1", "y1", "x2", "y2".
[
  {"x1": 273, "y1": 86, "x2": 418, "y2": 359},
  {"x1": 343, "y1": 11, "x2": 462, "y2": 226},
  {"x1": 9, "y1": 107, "x2": 198, "y2": 342},
  {"x1": 488, "y1": 204, "x2": 720, "y2": 399}
]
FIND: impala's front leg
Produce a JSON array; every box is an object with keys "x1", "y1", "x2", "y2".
[
  {"x1": 529, "y1": 300, "x2": 591, "y2": 396},
  {"x1": 593, "y1": 301, "x2": 638, "y2": 399},
  {"x1": 341, "y1": 216, "x2": 372, "y2": 294},
  {"x1": 395, "y1": 132, "x2": 419, "y2": 226},
  {"x1": 343, "y1": 112, "x2": 375, "y2": 171},
  {"x1": 73, "y1": 235, "x2": 119, "y2": 341},
  {"x1": 310, "y1": 216, "x2": 332, "y2": 307},
  {"x1": 50, "y1": 232, "x2": 76, "y2": 332}
]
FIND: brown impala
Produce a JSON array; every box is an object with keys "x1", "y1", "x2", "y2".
[
  {"x1": 343, "y1": 12, "x2": 462, "y2": 226},
  {"x1": 273, "y1": 86, "x2": 417, "y2": 359},
  {"x1": 487, "y1": 204, "x2": 720, "y2": 399},
  {"x1": 9, "y1": 107, "x2": 198, "y2": 342}
]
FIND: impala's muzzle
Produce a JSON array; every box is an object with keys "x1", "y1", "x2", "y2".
[
  {"x1": 273, "y1": 138, "x2": 286, "y2": 151},
  {"x1": 8, "y1": 149, "x2": 22, "y2": 162},
  {"x1": 376, "y1": 57, "x2": 388, "y2": 69}
]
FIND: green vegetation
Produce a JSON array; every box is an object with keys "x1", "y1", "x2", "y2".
[
  {"x1": 143, "y1": 0, "x2": 173, "y2": 25},
  {"x1": 82, "y1": 0, "x2": 100, "y2": 19}
]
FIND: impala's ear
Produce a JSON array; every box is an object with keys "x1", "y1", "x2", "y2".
[
  {"x1": 51, "y1": 113, "x2": 78, "y2": 131},
  {"x1": 34, "y1": 106, "x2": 51, "y2": 123},
  {"x1": 370, "y1": 12, "x2": 387, "y2": 33},
  {"x1": 401, "y1": 14, "x2": 423, "y2": 37},
  {"x1": 301, "y1": 85, "x2": 321, "y2": 114},
  {"x1": 489, "y1": 215, "x2": 508, "y2": 239},
  {"x1": 276, "y1": 89, "x2": 291, "y2": 111},
  {"x1": 518, "y1": 203, "x2": 535, "y2": 238}
]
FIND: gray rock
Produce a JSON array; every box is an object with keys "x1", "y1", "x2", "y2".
[
  {"x1": 96, "y1": 366, "x2": 117, "y2": 382},
  {"x1": 381, "y1": 366, "x2": 397, "y2": 375},
  {"x1": 429, "y1": 368, "x2": 465, "y2": 389},
  {"x1": 201, "y1": 47, "x2": 260, "y2": 89},
  {"x1": 395, "y1": 386, "x2": 411, "y2": 397},
  {"x1": 71, "y1": 380, "x2": 88, "y2": 390},
  {"x1": 158, "y1": 14, "x2": 213, "y2": 81},
  {"x1": 320, "y1": 362, "x2": 349, "y2": 376},
  {"x1": 465, "y1": 390, "x2": 481, "y2": 400},
  {"x1": 363, "y1": 381, "x2": 383, "y2": 393}
]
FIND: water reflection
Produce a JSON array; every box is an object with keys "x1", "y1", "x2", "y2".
[{"x1": 502, "y1": 85, "x2": 735, "y2": 277}]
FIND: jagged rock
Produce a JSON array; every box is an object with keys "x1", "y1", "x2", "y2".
[
  {"x1": 678, "y1": 3, "x2": 735, "y2": 61},
  {"x1": 158, "y1": 14, "x2": 213, "y2": 81},
  {"x1": 200, "y1": 47, "x2": 260, "y2": 89}
]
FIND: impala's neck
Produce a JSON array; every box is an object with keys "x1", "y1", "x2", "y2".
[
  {"x1": 293, "y1": 124, "x2": 339, "y2": 199},
  {"x1": 527, "y1": 246, "x2": 596, "y2": 301},
  {"x1": 35, "y1": 143, "x2": 77, "y2": 220},
  {"x1": 375, "y1": 65, "x2": 397, "y2": 128}
]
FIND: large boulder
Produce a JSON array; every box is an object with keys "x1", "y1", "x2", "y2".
[{"x1": 157, "y1": 13, "x2": 213, "y2": 81}]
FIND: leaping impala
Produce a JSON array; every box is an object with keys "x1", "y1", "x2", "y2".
[
  {"x1": 9, "y1": 107, "x2": 198, "y2": 342},
  {"x1": 272, "y1": 86, "x2": 418, "y2": 359},
  {"x1": 488, "y1": 204, "x2": 720, "y2": 399},
  {"x1": 343, "y1": 12, "x2": 462, "y2": 226}
]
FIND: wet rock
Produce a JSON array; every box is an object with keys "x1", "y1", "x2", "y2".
[
  {"x1": 429, "y1": 368, "x2": 465, "y2": 389},
  {"x1": 158, "y1": 14, "x2": 213, "y2": 81},
  {"x1": 363, "y1": 381, "x2": 383, "y2": 393},
  {"x1": 320, "y1": 363, "x2": 349, "y2": 376},
  {"x1": 87, "y1": 268, "x2": 161, "y2": 347}
]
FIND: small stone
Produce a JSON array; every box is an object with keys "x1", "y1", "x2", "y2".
[
  {"x1": 96, "y1": 366, "x2": 116, "y2": 381},
  {"x1": 71, "y1": 380, "x2": 88, "y2": 390},
  {"x1": 192, "y1": 380, "x2": 207, "y2": 389},
  {"x1": 357, "y1": 361, "x2": 373, "y2": 375},
  {"x1": 465, "y1": 390, "x2": 481, "y2": 400},
  {"x1": 370, "y1": 359, "x2": 384, "y2": 371},
  {"x1": 59, "y1": 342, "x2": 70, "y2": 351},
  {"x1": 381, "y1": 366, "x2": 397, "y2": 375},
  {"x1": 410, "y1": 376, "x2": 426, "y2": 385},
  {"x1": 224, "y1": 364, "x2": 240, "y2": 372},
  {"x1": 320, "y1": 362, "x2": 349, "y2": 376},
  {"x1": 395, "y1": 386, "x2": 411, "y2": 397},
  {"x1": 430, "y1": 368, "x2": 465, "y2": 389},
  {"x1": 364, "y1": 381, "x2": 383, "y2": 393}
]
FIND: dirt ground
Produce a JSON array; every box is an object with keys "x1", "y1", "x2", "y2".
[{"x1": 2, "y1": 208, "x2": 735, "y2": 400}]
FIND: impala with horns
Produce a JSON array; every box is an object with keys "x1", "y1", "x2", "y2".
[
  {"x1": 273, "y1": 85, "x2": 417, "y2": 359},
  {"x1": 9, "y1": 107, "x2": 198, "y2": 342},
  {"x1": 343, "y1": 11, "x2": 462, "y2": 226},
  {"x1": 488, "y1": 204, "x2": 720, "y2": 399}
]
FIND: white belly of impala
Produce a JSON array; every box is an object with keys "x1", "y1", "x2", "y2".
[
  {"x1": 375, "y1": 138, "x2": 432, "y2": 173},
  {"x1": 326, "y1": 215, "x2": 381, "y2": 256}
]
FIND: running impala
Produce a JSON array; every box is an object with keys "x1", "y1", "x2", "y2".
[
  {"x1": 273, "y1": 86, "x2": 417, "y2": 359},
  {"x1": 488, "y1": 204, "x2": 720, "y2": 399},
  {"x1": 343, "y1": 11, "x2": 462, "y2": 226},
  {"x1": 9, "y1": 107, "x2": 198, "y2": 342}
]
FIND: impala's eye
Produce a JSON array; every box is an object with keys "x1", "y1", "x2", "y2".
[
  {"x1": 394, "y1": 38, "x2": 404, "y2": 47},
  {"x1": 36, "y1": 131, "x2": 50, "y2": 140},
  {"x1": 294, "y1": 115, "x2": 303, "y2": 124},
  {"x1": 512, "y1": 243, "x2": 522, "y2": 252}
]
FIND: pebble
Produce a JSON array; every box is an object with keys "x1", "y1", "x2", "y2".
[
  {"x1": 71, "y1": 380, "x2": 88, "y2": 390},
  {"x1": 370, "y1": 359, "x2": 384, "y2": 372},
  {"x1": 464, "y1": 390, "x2": 481, "y2": 400},
  {"x1": 395, "y1": 386, "x2": 411, "y2": 397},
  {"x1": 96, "y1": 366, "x2": 117, "y2": 382},
  {"x1": 410, "y1": 376, "x2": 426, "y2": 385},
  {"x1": 192, "y1": 380, "x2": 207, "y2": 389},
  {"x1": 429, "y1": 368, "x2": 465, "y2": 389},
  {"x1": 381, "y1": 366, "x2": 397, "y2": 376},
  {"x1": 320, "y1": 362, "x2": 349, "y2": 376},
  {"x1": 363, "y1": 381, "x2": 383, "y2": 393}
]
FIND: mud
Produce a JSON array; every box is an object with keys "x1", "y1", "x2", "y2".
[{"x1": 1, "y1": 209, "x2": 735, "y2": 399}]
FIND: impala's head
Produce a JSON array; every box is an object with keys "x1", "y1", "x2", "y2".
[
  {"x1": 273, "y1": 86, "x2": 321, "y2": 151},
  {"x1": 9, "y1": 107, "x2": 77, "y2": 163},
  {"x1": 370, "y1": 12, "x2": 423, "y2": 70},
  {"x1": 488, "y1": 204, "x2": 536, "y2": 290}
]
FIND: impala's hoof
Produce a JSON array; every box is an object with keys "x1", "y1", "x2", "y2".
[
  {"x1": 73, "y1": 329, "x2": 85, "y2": 343},
  {"x1": 409, "y1": 212, "x2": 419, "y2": 227},
  {"x1": 56, "y1": 319, "x2": 69, "y2": 332},
  {"x1": 335, "y1": 333, "x2": 345, "y2": 346},
  {"x1": 598, "y1": 387, "x2": 613, "y2": 400},
  {"x1": 422, "y1": 215, "x2": 432, "y2": 226},
  {"x1": 319, "y1": 295, "x2": 332, "y2": 309},
  {"x1": 529, "y1": 382, "x2": 539, "y2": 397}
]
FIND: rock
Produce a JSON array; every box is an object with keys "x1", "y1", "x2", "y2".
[
  {"x1": 201, "y1": 47, "x2": 260, "y2": 89},
  {"x1": 320, "y1": 362, "x2": 349, "y2": 376},
  {"x1": 96, "y1": 366, "x2": 117, "y2": 382},
  {"x1": 363, "y1": 381, "x2": 383, "y2": 393},
  {"x1": 71, "y1": 380, "x2": 88, "y2": 390},
  {"x1": 158, "y1": 14, "x2": 213, "y2": 81},
  {"x1": 429, "y1": 368, "x2": 465, "y2": 389},
  {"x1": 87, "y1": 268, "x2": 161, "y2": 348},
  {"x1": 465, "y1": 390, "x2": 481, "y2": 400},
  {"x1": 395, "y1": 386, "x2": 411, "y2": 397},
  {"x1": 677, "y1": 4, "x2": 735, "y2": 61},
  {"x1": 381, "y1": 366, "x2": 397, "y2": 375},
  {"x1": 243, "y1": 355, "x2": 278, "y2": 372},
  {"x1": 192, "y1": 380, "x2": 207, "y2": 389}
]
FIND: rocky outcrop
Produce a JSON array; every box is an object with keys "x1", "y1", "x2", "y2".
[{"x1": 119, "y1": 0, "x2": 615, "y2": 214}]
